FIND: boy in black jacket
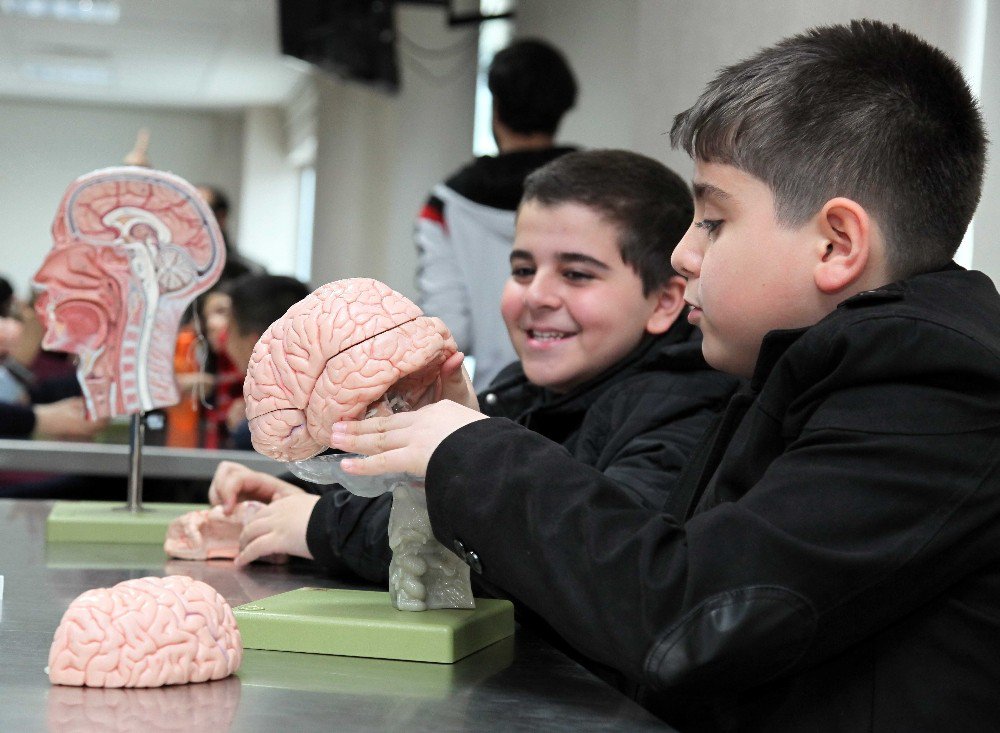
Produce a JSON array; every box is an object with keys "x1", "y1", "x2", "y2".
[
  {"x1": 331, "y1": 20, "x2": 1000, "y2": 732},
  {"x1": 209, "y1": 150, "x2": 738, "y2": 577}
]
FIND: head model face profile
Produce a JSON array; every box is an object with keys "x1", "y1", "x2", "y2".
[{"x1": 33, "y1": 166, "x2": 225, "y2": 419}]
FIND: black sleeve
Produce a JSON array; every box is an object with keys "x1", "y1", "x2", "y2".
[
  {"x1": 425, "y1": 414, "x2": 999, "y2": 695},
  {"x1": 305, "y1": 486, "x2": 392, "y2": 583},
  {"x1": 580, "y1": 372, "x2": 736, "y2": 517},
  {"x1": 0, "y1": 402, "x2": 36, "y2": 438},
  {"x1": 28, "y1": 374, "x2": 81, "y2": 404}
]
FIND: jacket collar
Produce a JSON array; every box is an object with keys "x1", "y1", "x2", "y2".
[
  {"x1": 491, "y1": 316, "x2": 706, "y2": 416},
  {"x1": 749, "y1": 276, "x2": 913, "y2": 390}
]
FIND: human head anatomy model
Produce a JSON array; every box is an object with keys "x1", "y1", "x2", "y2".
[{"x1": 33, "y1": 166, "x2": 225, "y2": 419}]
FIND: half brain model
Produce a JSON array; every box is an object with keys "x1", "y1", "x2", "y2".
[
  {"x1": 48, "y1": 576, "x2": 242, "y2": 688},
  {"x1": 245, "y1": 278, "x2": 457, "y2": 461}
]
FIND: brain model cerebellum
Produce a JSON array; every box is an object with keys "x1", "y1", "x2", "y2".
[
  {"x1": 33, "y1": 166, "x2": 225, "y2": 419},
  {"x1": 49, "y1": 576, "x2": 242, "y2": 688},
  {"x1": 245, "y1": 278, "x2": 475, "y2": 611}
]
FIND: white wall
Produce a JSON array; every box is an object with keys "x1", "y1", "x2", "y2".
[
  {"x1": 238, "y1": 106, "x2": 300, "y2": 276},
  {"x1": 515, "y1": 0, "x2": 998, "y2": 284},
  {"x1": 976, "y1": 2, "x2": 1000, "y2": 281},
  {"x1": 511, "y1": 0, "x2": 638, "y2": 152},
  {"x1": 0, "y1": 98, "x2": 243, "y2": 296},
  {"x1": 310, "y1": 4, "x2": 479, "y2": 300}
]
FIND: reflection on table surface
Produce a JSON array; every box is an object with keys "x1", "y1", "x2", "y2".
[
  {"x1": 0, "y1": 499, "x2": 673, "y2": 732},
  {"x1": 0, "y1": 438, "x2": 285, "y2": 480}
]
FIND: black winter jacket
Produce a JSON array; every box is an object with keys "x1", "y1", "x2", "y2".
[
  {"x1": 304, "y1": 318, "x2": 738, "y2": 583},
  {"x1": 423, "y1": 266, "x2": 1000, "y2": 731}
]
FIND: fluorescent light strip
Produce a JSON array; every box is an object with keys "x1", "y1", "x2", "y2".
[
  {"x1": 21, "y1": 60, "x2": 112, "y2": 85},
  {"x1": 0, "y1": 0, "x2": 121, "y2": 24}
]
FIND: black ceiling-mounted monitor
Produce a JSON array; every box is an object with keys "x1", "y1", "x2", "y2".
[{"x1": 279, "y1": 0, "x2": 400, "y2": 92}]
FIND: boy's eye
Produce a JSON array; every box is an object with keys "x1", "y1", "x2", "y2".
[
  {"x1": 694, "y1": 219, "x2": 723, "y2": 238},
  {"x1": 563, "y1": 270, "x2": 595, "y2": 282},
  {"x1": 511, "y1": 265, "x2": 535, "y2": 280}
]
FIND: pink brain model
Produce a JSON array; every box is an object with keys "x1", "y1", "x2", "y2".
[
  {"x1": 49, "y1": 575, "x2": 242, "y2": 688},
  {"x1": 164, "y1": 502, "x2": 265, "y2": 560},
  {"x1": 33, "y1": 166, "x2": 225, "y2": 419},
  {"x1": 245, "y1": 278, "x2": 457, "y2": 461}
]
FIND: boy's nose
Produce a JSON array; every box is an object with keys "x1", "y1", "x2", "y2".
[
  {"x1": 671, "y1": 231, "x2": 701, "y2": 279},
  {"x1": 524, "y1": 274, "x2": 561, "y2": 310}
]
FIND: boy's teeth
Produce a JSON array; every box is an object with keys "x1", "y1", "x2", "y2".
[{"x1": 531, "y1": 330, "x2": 568, "y2": 341}]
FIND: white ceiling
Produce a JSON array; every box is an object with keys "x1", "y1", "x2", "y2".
[{"x1": 0, "y1": 0, "x2": 307, "y2": 109}]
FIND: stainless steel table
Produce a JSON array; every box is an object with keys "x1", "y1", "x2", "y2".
[
  {"x1": 0, "y1": 499, "x2": 674, "y2": 732},
  {"x1": 0, "y1": 439, "x2": 286, "y2": 479}
]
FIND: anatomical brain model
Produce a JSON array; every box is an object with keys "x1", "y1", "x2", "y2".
[
  {"x1": 49, "y1": 575, "x2": 242, "y2": 688},
  {"x1": 33, "y1": 166, "x2": 225, "y2": 419},
  {"x1": 245, "y1": 278, "x2": 475, "y2": 611},
  {"x1": 164, "y1": 502, "x2": 266, "y2": 561}
]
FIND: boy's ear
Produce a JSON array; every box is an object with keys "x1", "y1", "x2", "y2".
[
  {"x1": 645, "y1": 275, "x2": 687, "y2": 334},
  {"x1": 813, "y1": 197, "x2": 875, "y2": 294}
]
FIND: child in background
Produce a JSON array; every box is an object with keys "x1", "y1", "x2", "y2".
[
  {"x1": 209, "y1": 150, "x2": 738, "y2": 585},
  {"x1": 222, "y1": 274, "x2": 311, "y2": 450},
  {"x1": 169, "y1": 286, "x2": 241, "y2": 448},
  {"x1": 330, "y1": 21, "x2": 1000, "y2": 731}
]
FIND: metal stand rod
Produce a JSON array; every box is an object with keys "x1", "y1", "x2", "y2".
[{"x1": 126, "y1": 412, "x2": 145, "y2": 513}]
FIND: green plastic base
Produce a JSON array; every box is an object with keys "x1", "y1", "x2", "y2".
[
  {"x1": 234, "y1": 587, "x2": 515, "y2": 664},
  {"x1": 238, "y1": 637, "x2": 515, "y2": 697},
  {"x1": 46, "y1": 501, "x2": 207, "y2": 544}
]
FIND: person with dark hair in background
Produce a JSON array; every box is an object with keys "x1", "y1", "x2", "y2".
[
  {"x1": 168, "y1": 187, "x2": 265, "y2": 446},
  {"x1": 415, "y1": 38, "x2": 579, "y2": 391},
  {"x1": 0, "y1": 274, "x2": 109, "y2": 492},
  {"x1": 196, "y1": 185, "x2": 265, "y2": 284},
  {"x1": 221, "y1": 273, "x2": 311, "y2": 450}
]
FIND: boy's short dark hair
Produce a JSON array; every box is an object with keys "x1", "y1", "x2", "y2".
[
  {"x1": 670, "y1": 19, "x2": 987, "y2": 279},
  {"x1": 229, "y1": 274, "x2": 310, "y2": 336},
  {"x1": 521, "y1": 149, "x2": 692, "y2": 295},
  {"x1": 488, "y1": 39, "x2": 577, "y2": 136}
]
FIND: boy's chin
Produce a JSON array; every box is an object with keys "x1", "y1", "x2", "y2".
[{"x1": 702, "y1": 342, "x2": 756, "y2": 379}]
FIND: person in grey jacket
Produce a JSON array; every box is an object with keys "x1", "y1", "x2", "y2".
[{"x1": 415, "y1": 38, "x2": 578, "y2": 390}]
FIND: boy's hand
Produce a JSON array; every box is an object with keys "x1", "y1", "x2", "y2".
[
  {"x1": 235, "y1": 492, "x2": 320, "y2": 567},
  {"x1": 437, "y1": 352, "x2": 479, "y2": 411},
  {"x1": 0, "y1": 316, "x2": 23, "y2": 356},
  {"x1": 329, "y1": 400, "x2": 487, "y2": 477},
  {"x1": 208, "y1": 460, "x2": 305, "y2": 514},
  {"x1": 176, "y1": 371, "x2": 214, "y2": 397},
  {"x1": 409, "y1": 352, "x2": 479, "y2": 412},
  {"x1": 226, "y1": 398, "x2": 247, "y2": 431},
  {"x1": 33, "y1": 397, "x2": 108, "y2": 440}
]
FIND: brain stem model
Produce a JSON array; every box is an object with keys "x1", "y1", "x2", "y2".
[
  {"x1": 244, "y1": 278, "x2": 474, "y2": 611},
  {"x1": 390, "y1": 478, "x2": 473, "y2": 611},
  {"x1": 33, "y1": 166, "x2": 225, "y2": 419}
]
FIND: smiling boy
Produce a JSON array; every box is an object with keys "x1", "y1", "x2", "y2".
[
  {"x1": 209, "y1": 150, "x2": 737, "y2": 583},
  {"x1": 332, "y1": 20, "x2": 1000, "y2": 731},
  {"x1": 504, "y1": 198, "x2": 678, "y2": 392}
]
